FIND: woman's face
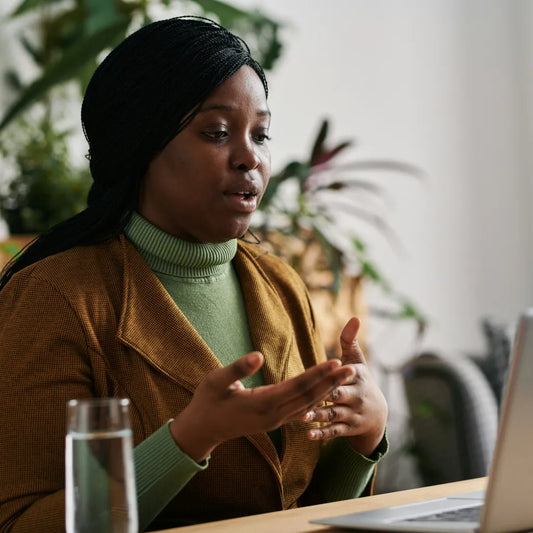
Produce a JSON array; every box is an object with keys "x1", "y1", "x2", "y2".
[{"x1": 138, "y1": 65, "x2": 271, "y2": 243}]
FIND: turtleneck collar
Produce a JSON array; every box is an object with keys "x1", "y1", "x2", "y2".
[{"x1": 124, "y1": 212, "x2": 238, "y2": 280}]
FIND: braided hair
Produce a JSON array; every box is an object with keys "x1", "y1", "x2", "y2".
[{"x1": 0, "y1": 16, "x2": 268, "y2": 291}]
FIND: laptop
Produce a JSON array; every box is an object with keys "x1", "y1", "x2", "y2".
[{"x1": 312, "y1": 308, "x2": 533, "y2": 533}]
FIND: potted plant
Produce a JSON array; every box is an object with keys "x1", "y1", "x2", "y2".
[
  {"x1": 252, "y1": 119, "x2": 427, "y2": 356},
  {"x1": 0, "y1": 115, "x2": 91, "y2": 234},
  {"x1": 0, "y1": 0, "x2": 283, "y2": 237}
]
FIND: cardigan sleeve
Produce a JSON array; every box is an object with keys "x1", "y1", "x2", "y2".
[
  {"x1": 0, "y1": 273, "x2": 205, "y2": 532},
  {"x1": 0, "y1": 272, "x2": 94, "y2": 532}
]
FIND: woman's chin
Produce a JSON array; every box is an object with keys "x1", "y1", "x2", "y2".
[{"x1": 194, "y1": 222, "x2": 252, "y2": 244}]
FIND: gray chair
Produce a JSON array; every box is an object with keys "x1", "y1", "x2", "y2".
[{"x1": 402, "y1": 351, "x2": 499, "y2": 485}]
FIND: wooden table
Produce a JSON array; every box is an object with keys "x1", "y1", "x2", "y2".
[{"x1": 154, "y1": 477, "x2": 487, "y2": 532}]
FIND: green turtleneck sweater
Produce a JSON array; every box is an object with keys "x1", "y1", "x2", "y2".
[
  {"x1": 126, "y1": 213, "x2": 387, "y2": 532},
  {"x1": 125, "y1": 212, "x2": 263, "y2": 390}
]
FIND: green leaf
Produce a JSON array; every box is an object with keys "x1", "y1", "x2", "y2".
[
  {"x1": 397, "y1": 300, "x2": 426, "y2": 322},
  {"x1": 19, "y1": 34, "x2": 44, "y2": 66},
  {"x1": 0, "y1": 17, "x2": 130, "y2": 131},
  {"x1": 351, "y1": 237, "x2": 366, "y2": 253},
  {"x1": 115, "y1": 0, "x2": 147, "y2": 15},
  {"x1": 294, "y1": 162, "x2": 311, "y2": 181},
  {"x1": 40, "y1": 5, "x2": 86, "y2": 57},
  {"x1": 191, "y1": 0, "x2": 256, "y2": 26},
  {"x1": 4, "y1": 69, "x2": 23, "y2": 92},
  {"x1": 75, "y1": 58, "x2": 99, "y2": 95},
  {"x1": 84, "y1": 0, "x2": 122, "y2": 35},
  {"x1": 0, "y1": 243, "x2": 21, "y2": 257},
  {"x1": 10, "y1": 0, "x2": 62, "y2": 18},
  {"x1": 0, "y1": 117, "x2": 92, "y2": 233},
  {"x1": 259, "y1": 161, "x2": 303, "y2": 209},
  {"x1": 190, "y1": 2, "x2": 283, "y2": 70},
  {"x1": 259, "y1": 176, "x2": 282, "y2": 208},
  {"x1": 276, "y1": 161, "x2": 310, "y2": 181},
  {"x1": 360, "y1": 260, "x2": 382, "y2": 283},
  {"x1": 370, "y1": 299, "x2": 427, "y2": 328},
  {"x1": 257, "y1": 22, "x2": 283, "y2": 70}
]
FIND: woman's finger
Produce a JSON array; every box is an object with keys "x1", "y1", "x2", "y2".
[
  {"x1": 325, "y1": 380, "x2": 366, "y2": 405},
  {"x1": 340, "y1": 317, "x2": 367, "y2": 365},
  {"x1": 204, "y1": 351, "x2": 264, "y2": 394},
  {"x1": 303, "y1": 404, "x2": 356, "y2": 424},
  {"x1": 267, "y1": 358, "x2": 343, "y2": 402},
  {"x1": 269, "y1": 363, "x2": 356, "y2": 419},
  {"x1": 307, "y1": 422, "x2": 354, "y2": 441}
]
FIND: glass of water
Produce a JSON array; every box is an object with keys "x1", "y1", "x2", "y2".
[{"x1": 65, "y1": 398, "x2": 138, "y2": 533}]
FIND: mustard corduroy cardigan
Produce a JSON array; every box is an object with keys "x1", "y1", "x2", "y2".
[{"x1": 0, "y1": 236, "x2": 329, "y2": 531}]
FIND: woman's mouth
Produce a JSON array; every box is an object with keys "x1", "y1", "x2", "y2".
[
  {"x1": 239, "y1": 191, "x2": 256, "y2": 200},
  {"x1": 224, "y1": 191, "x2": 259, "y2": 213}
]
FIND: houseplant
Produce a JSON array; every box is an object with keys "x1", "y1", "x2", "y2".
[
  {"x1": 0, "y1": 0, "x2": 283, "y2": 234},
  {"x1": 0, "y1": 115, "x2": 91, "y2": 234},
  {"x1": 252, "y1": 119, "x2": 427, "y2": 356},
  {"x1": 0, "y1": 0, "x2": 283, "y2": 131}
]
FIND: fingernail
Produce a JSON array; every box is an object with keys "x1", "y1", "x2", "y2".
[
  {"x1": 303, "y1": 411, "x2": 315, "y2": 422},
  {"x1": 309, "y1": 430, "x2": 319, "y2": 440},
  {"x1": 247, "y1": 352, "x2": 263, "y2": 366}
]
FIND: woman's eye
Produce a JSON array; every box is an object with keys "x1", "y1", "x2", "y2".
[
  {"x1": 203, "y1": 130, "x2": 228, "y2": 140},
  {"x1": 254, "y1": 132, "x2": 271, "y2": 144}
]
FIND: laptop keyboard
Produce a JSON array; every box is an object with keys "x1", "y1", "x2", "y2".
[{"x1": 404, "y1": 504, "x2": 483, "y2": 523}]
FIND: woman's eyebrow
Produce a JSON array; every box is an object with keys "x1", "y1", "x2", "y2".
[{"x1": 198, "y1": 103, "x2": 271, "y2": 117}]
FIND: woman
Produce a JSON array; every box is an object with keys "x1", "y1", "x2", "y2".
[{"x1": 0, "y1": 17, "x2": 388, "y2": 532}]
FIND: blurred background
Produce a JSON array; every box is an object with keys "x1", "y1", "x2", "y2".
[{"x1": 1, "y1": 0, "x2": 532, "y2": 492}]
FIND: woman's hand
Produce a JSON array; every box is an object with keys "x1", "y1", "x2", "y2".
[
  {"x1": 302, "y1": 317, "x2": 388, "y2": 457},
  {"x1": 170, "y1": 351, "x2": 356, "y2": 462}
]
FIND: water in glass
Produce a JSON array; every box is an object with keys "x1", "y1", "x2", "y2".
[{"x1": 65, "y1": 399, "x2": 138, "y2": 533}]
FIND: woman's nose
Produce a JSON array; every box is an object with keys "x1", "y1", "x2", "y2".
[{"x1": 230, "y1": 141, "x2": 261, "y2": 171}]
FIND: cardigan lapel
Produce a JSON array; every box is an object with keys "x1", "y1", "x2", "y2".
[
  {"x1": 116, "y1": 237, "x2": 222, "y2": 393},
  {"x1": 233, "y1": 244, "x2": 295, "y2": 387},
  {"x1": 233, "y1": 244, "x2": 298, "y2": 473}
]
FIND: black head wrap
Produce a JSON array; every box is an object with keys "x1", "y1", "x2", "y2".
[{"x1": 81, "y1": 16, "x2": 268, "y2": 206}]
